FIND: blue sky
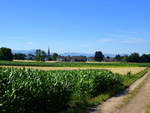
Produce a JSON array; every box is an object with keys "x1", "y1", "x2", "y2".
[{"x1": 0, "y1": 0, "x2": 150, "y2": 54}]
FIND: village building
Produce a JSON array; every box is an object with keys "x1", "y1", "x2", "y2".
[
  {"x1": 87, "y1": 57, "x2": 95, "y2": 62},
  {"x1": 57, "y1": 56, "x2": 87, "y2": 62}
]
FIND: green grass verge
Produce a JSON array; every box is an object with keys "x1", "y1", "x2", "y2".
[{"x1": 145, "y1": 101, "x2": 150, "y2": 113}]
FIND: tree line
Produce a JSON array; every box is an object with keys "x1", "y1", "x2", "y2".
[
  {"x1": 94, "y1": 51, "x2": 150, "y2": 63},
  {"x1": 0, "y1": 47, "x2": 58, "y2": 61},
  {"x1": 114, "y1": 53, "x2": 150, "y2": 63},
  {"x1": 0, "y1": 47, "x2": 150, "y2": 63}
]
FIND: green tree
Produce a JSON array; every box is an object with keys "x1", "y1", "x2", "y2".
[
  {"x1": 148, "y1": 54, "x2": 150, "y2": 62},
  {"x1": 106, "y1": 56, "x2": 110, "y2": 59},
  {"x1": 35, "y1": 49, "x2": 46, "y2": 61},
  {"x1": 122, "y1": 55, "x2": 129, "y2": 62},
  {"x1": 126, "y1": 53, "x2": 140, "y2": 62},
  {"x1": 94, "y1": 51, "x2": 104, "y2": 62},
  {"x1": 0, "y1": 47, "x2": 13, "y2": 61},
  {"x1": 14, "y1": 53, "x2": 26, "y2": 60},
  {"x1": 51, "y1": 53, "x2": 58, "y2": 61},
  {"x1": 140, "y1": 54, "x2": 150, "y2": 63},
  {"x1": 115, "y1": 55, "x2": 121, "y2": 61}
]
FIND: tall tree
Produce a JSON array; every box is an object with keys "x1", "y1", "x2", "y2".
[
  {"x1": 106, "y1": 56, "x2": 110, "y2": 59},
  {"x1": 94, "y1": 51, "x2": 104, "y2": 62},
  {"x1": 0, "y1": 47, "x2": 13, "y2": 61},
  {"x1": 126, "y1": 53, "x2": 140, "y2": 62},
  {"x1": 35, "y1": 49, "x2": 46, "y2": 61},
  {"x1": 51, "y1": 53, "x2": 58, "y2": 61},
  {"x1": 140, "y1": 54, "x2": 150, "y2": 63},
  {"x1": 122, "y1": 55, "x2": 129, "y2": 62},
  {"x1": 115, "y1": 54, "x2": 121, "y2": 61}
]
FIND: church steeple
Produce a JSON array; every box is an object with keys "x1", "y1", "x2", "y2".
[{"x1": 47, "y1": 47, "x2": 50, "y2": 60}]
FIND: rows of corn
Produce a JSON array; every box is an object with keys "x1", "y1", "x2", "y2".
[{"x1": 0, "y1": 67, "x2": 147, "y2": 113}]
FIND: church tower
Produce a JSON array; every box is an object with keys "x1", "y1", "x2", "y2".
[{"x1": 47, "y1": 47, "x2": 51, "y2": 60}]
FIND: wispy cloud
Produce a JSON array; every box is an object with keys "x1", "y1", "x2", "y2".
[
  {"x1": 114, "y1": 30, "x2": 150, "y2": 35},
  {"x1": 98, "y1": 37, "x2": 150, "y2": 44},
  {"x1": 26, "y1": 42, "x2": 33, "y2": 45},
  {"x1": 122, "y1": 38, "x2": 149, "y2": 44}
]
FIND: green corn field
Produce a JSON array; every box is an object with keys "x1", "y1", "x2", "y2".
[{"x1": 0, "y1": 67, "x2": 147, "y2": 113}]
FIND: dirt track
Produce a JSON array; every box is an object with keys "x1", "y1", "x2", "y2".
[
  {"x1": 87, "y1": 71, "x2": 150, "y2": 113},
  {"x1": 0, "y1": 66, "x2": 145, "y2": 74},
  {"x1": 117, "y1": 71, "x2": 150, "y2": 113}
]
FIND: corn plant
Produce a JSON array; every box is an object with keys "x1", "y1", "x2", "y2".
[{"x1": 0, "y1": 67, "x2": 133, "y2": 113}]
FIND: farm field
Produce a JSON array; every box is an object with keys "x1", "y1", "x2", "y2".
[
  {"x1": 0, "y1": 66, "x2": 146, "y2": 74},
  {"x1": 1, "y1": 60, "x2": 150, "y2": 67},
  {"x1": 14, "y1": 60, "x2": 58, "y2": 63},
  {"x1": 0, "y1": 66, "x2": 148, "y2": 113},
  {"x1": 0, "y1": 60, "x2": 148, "y2": 113}
]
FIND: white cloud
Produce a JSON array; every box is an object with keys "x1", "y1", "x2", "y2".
[
  {"x1": 98, "y1": 37, "x2": 150, "y2": 44},
  {"x1": 122, "y1": 38, "x2": 149, "y2": 44},
  {"x1": 26, "y1": 42, "x2": 33, "y2": 45}
]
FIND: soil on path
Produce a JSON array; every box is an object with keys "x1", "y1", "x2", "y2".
[
  {"x1": 87, "y1": 71, "x2": 150, "y2": 113},
  {"x1": 0, "y1": 66, "x2": 145, "y2": 75}
]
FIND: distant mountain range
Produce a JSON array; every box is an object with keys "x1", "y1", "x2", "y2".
[
  {"x1": 12, "y1": 50, "x2": 125, "y2": 57},
  {"x1": 60, "y1": 52, "x2": 117, "y2": 57},
  {"x1": 60, "y1": 53, "x2": 94, "y2": 57}
]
